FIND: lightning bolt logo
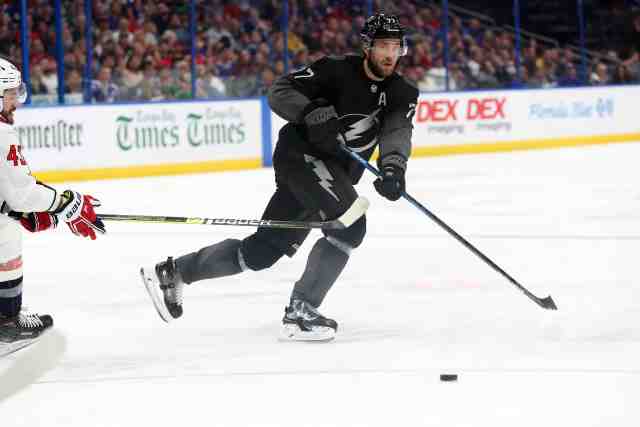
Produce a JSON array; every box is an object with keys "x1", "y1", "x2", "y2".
[
  {"x1": 304, "y1": 155, "x2": 340, "y2": 201},
  {"x1": 340, "y1": 109, "x2": 380, "y2": 152}
]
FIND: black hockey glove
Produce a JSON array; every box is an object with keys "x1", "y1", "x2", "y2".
[
  {"x1": 300, "y1": 98, "x2": 345, "y2": 156},
  {"x1": 374, "y1": 165, "x2": 405, "y2": 201}
]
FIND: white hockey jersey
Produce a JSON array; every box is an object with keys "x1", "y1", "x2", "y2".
[{"x1": 0, "y1": 120, "x2": 58, "y2": 214}]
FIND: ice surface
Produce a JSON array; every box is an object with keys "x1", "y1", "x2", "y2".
[{"x1": 1, "y1": 143, "x2": 639, "y2": 426}]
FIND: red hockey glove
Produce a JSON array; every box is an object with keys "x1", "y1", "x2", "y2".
[
  {"x1": 54, "y1": 190, "x2": 106, "y2": 240},
  {"x1": 8, "y1": 211, "x2": 58, "y2": 232}
]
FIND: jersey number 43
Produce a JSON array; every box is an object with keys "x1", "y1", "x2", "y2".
[{"x1": 7, "y1": 144, "x2": 27, "y2": 166}]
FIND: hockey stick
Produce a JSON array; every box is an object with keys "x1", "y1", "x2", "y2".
[
  {"x1": 97, "y1": 196, "x2": 370, "y2": 230},
  {"x1": 342, "y1": 146, "x2": 557, "y2": 310}
]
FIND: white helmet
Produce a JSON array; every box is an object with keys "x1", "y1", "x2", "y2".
[{"x1": 0, "y1": 58, "x2": 27, "y2": 111}]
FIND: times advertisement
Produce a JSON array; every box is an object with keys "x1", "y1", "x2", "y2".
[{"x1": 15, "y1": 99, "x2": 263, "y2": 173}]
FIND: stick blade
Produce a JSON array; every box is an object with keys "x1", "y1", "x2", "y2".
[{"x1": 539, "y1": 295, "x2": 558, "y2": 310}]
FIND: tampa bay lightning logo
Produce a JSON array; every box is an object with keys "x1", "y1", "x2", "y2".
[{"x1": 338, "y1": 109, "x2": 381, "y2": 153}]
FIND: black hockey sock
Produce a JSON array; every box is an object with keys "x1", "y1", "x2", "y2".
[
  {"x1": 175, "y1": 239, "x2": 244, "y2": 284},
  {"x1": 291, "y1": 237, "x2": 349, "y2": 308},
  {"x1": 0, "y1": 277, "x2": 23, "y2": 319}
]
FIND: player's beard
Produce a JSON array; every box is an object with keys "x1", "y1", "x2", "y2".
[
  {"x1": 0, "y1": 106, "x2": 15, "y2": 125},
  {"x1": 366, "y1": 55, "x2": 395, "y2": 79}
]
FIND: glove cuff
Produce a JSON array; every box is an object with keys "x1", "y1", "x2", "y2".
[
  {"x1": 53, "y1": 190, "x2": 83, "y2": 222},
  {"x1": 379, "y1": 153, "x2": 407, "y2": 173}
]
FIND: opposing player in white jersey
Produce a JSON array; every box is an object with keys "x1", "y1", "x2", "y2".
[{"x1": 0, "y1": 58, "x2": 105, "y2": 356}]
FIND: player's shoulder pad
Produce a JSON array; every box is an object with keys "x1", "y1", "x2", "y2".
[
  {"x1": 395, "y1": 74, "x2": 419, "y2": 97},
  {"x1": 386, "y1": 74, "x2": 419, "y2": 105},
  {"x1": 313, "y1": 54, "x2": 350, "y2": 71},
  {"x1": 307, "y1": 55, "x2": 358, "y2": 78},
  {"x1": 0, "y1": 121, "x2": 17, "y2": 141},
  {"x1": 0, "y1": 120, "x2": 13, "y2": 132},
  {"x1": 401, "y1": 75, "x2": 419, "y2": 92},
  {"x1": 325, "y1": 54, "x2": 347, "y2": 61}
]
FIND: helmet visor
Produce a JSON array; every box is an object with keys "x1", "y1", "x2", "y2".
[
  {"x1": 16, "y1": 82, "x2": 27, "y2": 103},
  {"x1": 4, "y1": 82, "x2": 27, "y2": 104},
  {"x1": 369, "y1": 37, "x2": 408, "y2": 57}
]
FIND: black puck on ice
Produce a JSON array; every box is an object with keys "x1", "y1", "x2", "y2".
[{"x1": 440, "y1": 374, "x2": 458, "y2": 382}]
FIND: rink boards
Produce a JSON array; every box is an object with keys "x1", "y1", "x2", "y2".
[{"x1": 16, "y1": 85, "x2": 640, "y2": 182}]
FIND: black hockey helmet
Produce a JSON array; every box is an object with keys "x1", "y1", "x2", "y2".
[{"x1": 360, "y1": 13, "x2": 408, "y2": 56}]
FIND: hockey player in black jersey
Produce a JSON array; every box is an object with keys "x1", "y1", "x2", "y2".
[{"x1": 140, "y1": 13, "x2": 418, "y2": 341}]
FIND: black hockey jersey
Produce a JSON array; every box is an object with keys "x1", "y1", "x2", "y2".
[{"x1": 268, "y1": 55, "x2": 418, "y2": 182}]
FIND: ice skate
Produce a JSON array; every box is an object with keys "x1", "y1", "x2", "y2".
[
  {"x1": 140, "y1": 257, "x2": 184, "y2": 322},
  {"x1": 280, "y1": 299, "x2": 337, "y2": 342},
  {"x1": 0, "y1": 310, "x2": 53, "y2": 357}
]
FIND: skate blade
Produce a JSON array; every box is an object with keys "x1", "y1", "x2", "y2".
[
  {"x1": 0, "y1": 327, "x2": 52, "y2": 359},
  {"x1": 278, "y1": 324, "x2": 336, "y2": 342},
  {"x1": 0, "y1": 339, "x2": 38, "y2": 358},
  {"x1": 140, "y1": 267, "x2": 172, "y2": 323}
]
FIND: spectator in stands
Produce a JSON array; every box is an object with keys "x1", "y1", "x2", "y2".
[
  {"x1": 225, "y1": 64, "x2": 258, "y2": 97},
  {"x1": 556, "y1": 47, "x2": 577, "y2": 78},
  {"x1": 245, "y1": 29, "x2": 264, "y2": 54},
  {"x1": 411, "y1": 37, "x2": 433, "y2": 69},
  {"x1": 142, "y1": 20, "x2": 159, "y2": 46},
  {"x1": 29, "y1": 64, "x2": 48, "y2": 96},
  {"x1": 417, "y1": 57, "x2": 450, "y2": 91},
  {"x1": 91, "y1": 66, "x2": 120, "y2": 103},
  {"x1": 612, "y1": 63, "x2": 635, "y2": 84},
  {"x1": 152, "y1": 3, "x2": 171, "y2": 35},
  {"x1": 558, "y1": 64, "x2": 581, "y2": 87},
  {"x1": 254, "y1": 67, "x2": 276, "y2": 96},
  {"x1": 205, "y1": 11, "x2": 234, "y2": 47},
  {"x1": 489, "y1": 51, "x2": 511, "y2": 86},
  {"x1": 467, "y1": 46, "x2": 483, "y2": 79},
  {"x1": 121, "y1": 55, "x2": 144, "y2": 100},
  {"x1": 175, "y1": 74, "x2": 192, "y2": 100},
  {"x1": 499, "y1": 48, "x2": 517, "y2": 81},
  {"x1": 591, "y1": 62, "x2": 611, "y2": 85},
  {"x1": 515, "y1": 66, "x2": 534, "y2": 88},
  {"x1": 420, "y1": 6, "x2": 440, "y2": 33},
  {"x1": 273, "y1": 59, "x2": 285, "y2": 77},
  {"x1": 139, "y1": 61, "x2": 162, "y2": 101},
  {"x1": 152, "y1": 35, "x2": 174, "y2": 69},
  {"x1": 113, "y1": 17, "x2": 132, "y2": 45},
  {"x1": 40, "y1": 58, "x2": 59, "y2": 95},
  {"x1": 475, "y1": 60, "x2": 500, "y2": 88},
  {"x1": 30, "y1": 38, "x2": 51, "y2": 67},
  {"x1": 521, "y1": 43, "x2": 539, "y2": 74},
  {"x1": 449, "y1": 63, "x2": 469, "y2": 90},
  {"x1": 622, "y1": 49, "x2": 640, "y2": 81},
  {"x1": 291, "y1": 48, "x2": 310, "y2": 71},
  {"x1": 528, "y1": 65, "x2": 554, "y2": 88},
  {"x1": 216, "y1": 43, "x2": 237, "y2": 78},
  {"x1": 158, "y1": 66, "x2": 179, "y2": 99},
  {"x1": 203, "y1": 65, "x2": 226, "y2": 98},
  {"x1": 64, "y1": 68, "x2": 84, "y2": 104},
  {"x1": 61, "y1": 23, "x2": 74, "y2": 51},
  {"x1": 467, "y1": 18, "x2": 484, "y2": 43}
]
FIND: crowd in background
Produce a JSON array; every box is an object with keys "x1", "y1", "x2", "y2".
[{"x1": 0, "y1": 0, "x2": 639, "y2": 105}]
